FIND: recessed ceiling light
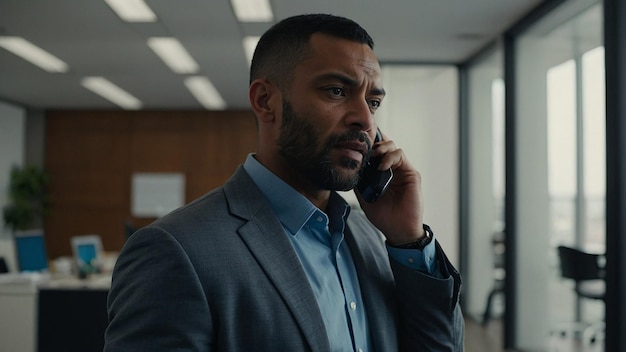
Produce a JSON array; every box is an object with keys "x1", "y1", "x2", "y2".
[
  {"x1": 147, "y1": 37, "x2": 199, "y2": 74},
  {"x1": 105, "y1": 0, "x2": 157, "y2": 22},
  {"x1": 243, "y1": 36, "x2": 260, "y2": 67},
  {"x1": 184, "y1": 76, "x2": 227, "y2": 110},
  {"x1": 0, "y1": 36, "x2": 68, "y2": 73},
  {"x1": 81, "y1": 77, "x2": 142, "y2": 110},
  {"x1": 231, "y1": 0, "x2": 273, "y2": 22}
]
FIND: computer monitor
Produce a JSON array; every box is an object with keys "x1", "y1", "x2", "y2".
[
  {"x1": 14, "y1": 230, "x2": 49, "y2": 272},
  {"x1": 77, "y1": 243, "x2": 97, "y2": 266},
  {"x1": 71, "y1": 235, "x2": 102, "y2": 274}
]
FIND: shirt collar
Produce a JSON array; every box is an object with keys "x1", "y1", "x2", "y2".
[{"x1": 243, "y1": 154, "x2": 350, "y2": 235}]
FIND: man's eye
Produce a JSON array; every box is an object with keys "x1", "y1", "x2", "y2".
[
  {"x1": 368, "y1": 99, "x2": 381, "y2": 109},
  {"x1": 328, "y1": 87, "x2": 345, "y2": 96}
]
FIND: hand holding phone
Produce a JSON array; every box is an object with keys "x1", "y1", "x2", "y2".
[{"x1": 356, "y1": 129, "x2": 393, "y2": 203}]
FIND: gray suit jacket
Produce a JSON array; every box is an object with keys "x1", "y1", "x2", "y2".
[{"x1": 105, "y1": 166, "x2": 464, "y2": 351}]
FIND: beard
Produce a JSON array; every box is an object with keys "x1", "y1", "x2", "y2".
[{"x1": 277, "y1": 99, "x2": 372, "y2": 191}]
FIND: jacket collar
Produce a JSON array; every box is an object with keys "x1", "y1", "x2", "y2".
[
  {"x1": 223, "y1": 166, "x2": 331, "y2": 352},
  {"x1": 224, "y1": 167, "x2": 398, "y2": 352}
]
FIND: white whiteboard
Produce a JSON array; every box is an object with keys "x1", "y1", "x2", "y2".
[{"x1": 131, "y1": 173, "x2": 185, "y2": 217}]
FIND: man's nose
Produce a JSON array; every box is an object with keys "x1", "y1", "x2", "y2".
[{"x1": 344, "y1": 97, "x2": 375, "y2": 132}]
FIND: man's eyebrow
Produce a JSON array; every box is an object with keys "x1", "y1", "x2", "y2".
[
  {"x1": 316, "y1": 73, "x2": 386, "y2": 96},
  {"x1": 370, "y1": 86, "x2": 386, "y2": 97}
]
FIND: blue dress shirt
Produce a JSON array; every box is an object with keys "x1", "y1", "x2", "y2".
[{"x1": 243, "y1": 154, "x2": 437, "y2": 352}]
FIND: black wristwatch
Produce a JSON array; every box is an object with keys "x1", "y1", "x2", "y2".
[{"x1": 390, "y1": 224, "x2": 434, "y2": 250}]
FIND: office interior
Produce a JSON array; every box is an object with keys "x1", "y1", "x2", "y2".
[{"x1": 1, "y1": 0, "x2": 625, "y2": 351}]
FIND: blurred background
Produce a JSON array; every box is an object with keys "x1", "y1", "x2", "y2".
[{"x1": 0, "y1": 0, "x2": 621, "y2": 351}]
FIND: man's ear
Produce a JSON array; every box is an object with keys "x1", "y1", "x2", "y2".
[{"x1": 249, "y1": 79, "x2": 280, "y2": 123}]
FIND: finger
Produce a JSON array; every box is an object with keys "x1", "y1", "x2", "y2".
[
  {"x1": 378, "y1": 147, "x2": 403, "y2": 170},
  {"x1": 372, "y1": 138, "x2": 396, "y2": 156}
]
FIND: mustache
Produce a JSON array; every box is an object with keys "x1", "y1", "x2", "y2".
[{"x1": 329, "y1": 130, "x2": 372, "y2": 151}]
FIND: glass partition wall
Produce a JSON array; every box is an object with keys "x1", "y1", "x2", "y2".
[
  {"x1": 513, "y1": 1, "x2": 604, "y2": 349},
  {"x1": 464, "y1": 45, "x2": 506, "y2": 327}
]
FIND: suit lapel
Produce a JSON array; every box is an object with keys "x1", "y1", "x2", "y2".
[{"x1": 224, "y1": 167, "x2": 330, "y2": 352}]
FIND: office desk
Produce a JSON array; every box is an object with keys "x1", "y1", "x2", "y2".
[
  {"x1": 0, "y1": 277, "x2": 38, "y2": 352},
  {"x1": 0, "y1": 273, "x2": 111, "y2": 352},
  {"x1": 38, "y1": 286, "x2": 109, "y2": 352}
]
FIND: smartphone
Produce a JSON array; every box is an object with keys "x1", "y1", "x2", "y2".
[{"x1": 356, "y1": 129, "x2": 393, "y2": 203}]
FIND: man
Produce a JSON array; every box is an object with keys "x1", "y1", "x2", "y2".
[{"x1": 105, "y1": 14, "x2": 464, "y2": 351}]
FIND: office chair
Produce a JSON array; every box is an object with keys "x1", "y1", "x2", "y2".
[
  {"x1": 0, "y1": 257, "x2": 8, "y2": 273},
  {"x1": 482, "y1": 230, "x2": 505, "y2": 326},
  {"x1": 557, "y1": 246, "x2": 605, "y2": 300},
  {"x1": 124, "y1": 219, "x2": 137, "y2": 239},
  {"x1": 554, "y1": 245, "x2": 606, "y2": 349}
]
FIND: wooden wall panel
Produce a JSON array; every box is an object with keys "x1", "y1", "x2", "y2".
[{"x1": 44, "y1": 110, "x2": 256, "y2": 258}]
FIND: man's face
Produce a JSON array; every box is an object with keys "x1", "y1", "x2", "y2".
[
  {"x1": 276, "y1": 33, "x2": 385, "y2": 191},
  {"x1": 278, "y1": 98, "x2": 372, "y2": 191}
]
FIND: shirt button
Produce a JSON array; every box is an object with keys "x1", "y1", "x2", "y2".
[
  {"x1": 407, "y1": 257, "x2": 415, "y2": 264},
  {"x1": 350, "y1": 301, "x2": 357, "y2": 310},
  {"x1": 316, "y1": 216, "x2": 323, "y2": 222}
]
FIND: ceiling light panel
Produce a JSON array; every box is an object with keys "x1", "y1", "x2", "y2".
[
  {"x1": 0, "y1": 36, "x2": 69, "y2": 73},
  {"x1": 81, "y1": 77, "x2": 142, "y2": 110},
  {"x1": 105, "y1": 0, "x2": 157, "y2": 22},
  {"x1": 231, "y1": 0, "x2": 273, "y2": 22},
  {"x1": 185, "y1": 76, "x2": 227, "y2": 110},
  {"x1": 147, "y1": 37, "x2": 199, "y2": 74},
  {"x1": 243, "y1": 36, "x2": 260, "y2": 67}
]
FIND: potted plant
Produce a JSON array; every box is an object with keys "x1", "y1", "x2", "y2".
[{"x1": 2, "y1": 165, "x2": 50, "y2": 232}]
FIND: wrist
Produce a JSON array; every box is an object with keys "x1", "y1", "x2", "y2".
[{"x1": 388, "y1": 224, "x2": 434, "y2": 250}]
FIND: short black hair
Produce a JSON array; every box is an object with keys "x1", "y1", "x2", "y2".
[{"x1": 249, "y1": 14, "x2": 374, "y2": 87}]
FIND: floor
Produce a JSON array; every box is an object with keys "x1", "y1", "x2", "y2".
[
  {"x1": 464, "y1": 317, "x2": 605, "y2": 352},
  {"x1": 465, "y1": 317, "x2": 504, "y2": 352}
]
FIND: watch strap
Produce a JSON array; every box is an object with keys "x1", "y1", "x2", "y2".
[{"x1": 389, "y1": 224, "x2": 434, "y2": 250}]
